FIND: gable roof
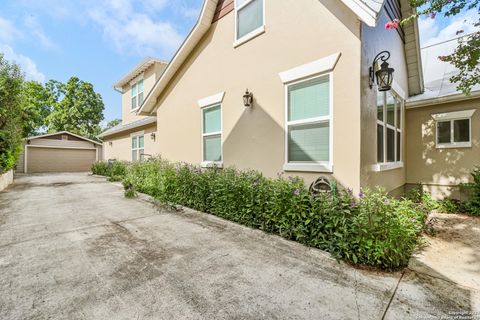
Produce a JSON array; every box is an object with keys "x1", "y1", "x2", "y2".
[
  {"x1": 113, "y1": 57, "x2": 168, "y2": 91},
  {"x1": 138, "y1": 0, "x2": 219, "y2": 115},
  {"x1": 138, "y1": 0, "x2": 412, "y2": 115},
  {"x1": 26, "y1": 131, "x2": 102, "y2": 145}
]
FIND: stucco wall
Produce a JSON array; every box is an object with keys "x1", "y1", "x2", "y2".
[
  {"x1": 121, "y1": 63, "x2": 166, "y2": 125},
  {"x1": 154, "y1": 0, "x2": 363, "y2": 191},
  {"x1": 0, "y1": 170, "x2": 13, "y2": 192},
  {"x1": 406, "y1": 98, "x2": 480, "y2": 199},
  {"x1": 359, "y1": 8, "x2": 409, "y2": 194},
  {"x1": 102, "y1": 124, "x2": 157, "y2": 161}
]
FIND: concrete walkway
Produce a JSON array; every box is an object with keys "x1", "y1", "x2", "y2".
[{"x1": 0, "y1": 173, "x2": 477, "y2": 319}]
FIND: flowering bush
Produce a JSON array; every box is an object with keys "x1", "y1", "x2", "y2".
[
  {"x1": 93, "y1": 158, "x2": 428, "y2": 270},
  {"x1": 385, "y1": 19, "x2": 399, "y2": 30}
]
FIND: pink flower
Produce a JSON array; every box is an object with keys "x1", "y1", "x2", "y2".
[
  {"x1": 385, "y1": 19, "x2": 399, "y2": 30},
  {"x1": 429, "y1": 12, "x2": 436, "y2": 19},
  {"x1": 438, "y1": 55, "x2": 446, "y2": 61}
]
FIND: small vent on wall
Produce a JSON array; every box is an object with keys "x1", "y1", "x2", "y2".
[{"x1": 62, "y1": 135, "x2": 68, "y2": 141}]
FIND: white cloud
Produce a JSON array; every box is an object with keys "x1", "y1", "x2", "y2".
[
  {"x1": 88, "y1": 1, "x2": 183, "y2": 57},
  {"x1": 0, "y1": 17, "x2": 21, "y2": 43},
  {"x1": 24, "y1": 16, "x2": 58, "y2": 51},
  {"x1": 419, "y1": 9, "x2": 479, "y2": 47},
  {"x1": 0, "y1": 44, "x2": 45, "y2": 82}
]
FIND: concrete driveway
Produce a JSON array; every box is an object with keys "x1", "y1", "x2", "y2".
[{"x1": 0, "y1": 173, "x2": 477, "y2": 319}]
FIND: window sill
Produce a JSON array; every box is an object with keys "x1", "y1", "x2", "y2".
[
  {"x1": 372, "y1": 162, "x2": 404, "y2": 172},
  {"x1": 436, "y1": 143, "x2": 471, "y2": 149},
  {"x1": 283, "y1": 163, "x2": 333, "y2": 173},
  {"x1": 201, "y1": 161, "x2": 223, "y2": 168},
  {"x1": 130, "y1": 107, "x2": 140, "y2": 113},
  {"x1": 233, "y1": 25, "x2": 265, "y2": 48}
]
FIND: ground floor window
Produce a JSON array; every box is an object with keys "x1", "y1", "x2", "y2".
[
  {"x1": 284, "y1": 74, "x2": 331, "y2": 171},
  {"x1": 377, "y1": 90, "x2": 403, "y2": 164},
  {"x1": 432, "y1": 109, "x2": 475, "y2": 148},
  {"x1": 202, "y1": 104, "x2": 222, "y2": 164},
  {"x1": 131, "y1": 134, "x2": 144, "y2": 161}
]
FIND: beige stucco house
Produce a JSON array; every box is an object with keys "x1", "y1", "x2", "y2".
[
  {"x1": 104, "y1": 0, "x2": 478, "y2": 199},
  {"x1": 98, "y1": 58, "x2": 167, "y2": 161}
]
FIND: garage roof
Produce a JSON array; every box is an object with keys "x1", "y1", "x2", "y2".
[{"x1": 27, "y1": 131, "x2": 102, "y2": 145}]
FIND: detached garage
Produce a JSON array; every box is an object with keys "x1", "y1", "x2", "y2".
[{"x1": 16, "y1": 131, "x2": 102, "y2": 173}]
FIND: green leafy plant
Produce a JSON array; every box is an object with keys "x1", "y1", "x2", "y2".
[
  {"x1": 463, "y1": 167, "x2": 480, "y2": 215},
  {"x1": 89, "y1": 158, "x2": 429, "y2": 271}
]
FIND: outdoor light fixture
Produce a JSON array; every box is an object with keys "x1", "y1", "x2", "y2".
[
  {"x1": 369, "y1": 51, "x2": 394, "y2": 91},
  {"x1": 150, "y1": 132, "x2": 156, "y2": 141},
  {"x1": 243, "y1": 89, "x2": 253, "y2": 107},
  {"x1": 108, "y1": 141, "x2": 113, "y2": 146}
]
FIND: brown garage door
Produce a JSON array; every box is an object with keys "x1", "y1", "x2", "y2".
[{"x1": 27, "y1": 147, "x2": 96, "y2": 173}]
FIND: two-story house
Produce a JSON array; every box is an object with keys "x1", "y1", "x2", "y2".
[
  {"x1": 133, "y1": 0, "x2": 422, "y2": 196},
  {"x1": 103, "y1": 0, "x2": 480, "y2": 200},
  {"x1": 98, "y1": 58, "x2": 167, "y2": 160}
]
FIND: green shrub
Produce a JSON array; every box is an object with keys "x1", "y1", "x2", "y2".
[
  {"x1": 91, "y1": 160, "x2": 128, "y2": 180},
  {"x1": 437, "y1": 198, "x2": 463, "y2": 213},
  {"x1": 119, "y1": 158, "x2": 426, "y2": 270},
  {"x1": 91, "y1": 161, "x2": 109, "y2": 176},
  {"x1": 463, "y1": 167, "x2": 480, "y2": 215}
]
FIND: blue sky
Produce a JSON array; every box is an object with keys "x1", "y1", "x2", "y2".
[
  {"x1": 0, "y1": 1, "x2": 477, "y2": 123},
  {"x1": 0, "y1": 0, "x2": 203, "y2": 124}
]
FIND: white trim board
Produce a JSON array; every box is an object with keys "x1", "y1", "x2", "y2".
[
  {"x1": 197, "y1": 92, "x2": 225, "y2": 108},
  {"x1": 25, "y1": 131, "x2": 102, "y2": 145},
  {"x1": 279, "y1": 53, "x2": 341, "y2": 84},
  {"x1": 431, "y1": 109, "x2": 476, "y2": 121}
]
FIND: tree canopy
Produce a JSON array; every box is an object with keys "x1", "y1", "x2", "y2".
[
  {"x1": 0, "y1": 54, "x2": 24, "y2": 172},
  {"x1": 103, "y1": 118, "x2": 122, "y2": 131},
  {"x1": 45, "y1": 77, "x2": 105, "y2": 140}
]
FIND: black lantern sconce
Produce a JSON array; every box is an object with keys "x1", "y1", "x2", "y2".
[
  {"x1": 150, "y1": 132, "x2": 156, "y2": 141},
  {"x1": 369, "y1": 51, "x2": 394, "y2": 91},
  {"x1": 243, "y1": 89, "x2": 253, "y2": 107},
  {"x1": 108, "y1": 141, "x2": 113, "y2": 146}
]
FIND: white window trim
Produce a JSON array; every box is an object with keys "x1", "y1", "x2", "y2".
[
  {"x1": 372, "y1": 161, "x2": 404, "y2": 172},
  {"x1": 432, "y1": 110, "x2": 475, "y2": 148},
  {"x1": 233, "y1": 0, "x2": 265, "y2": 48},
  {"x1": 201, "y1": 103, "x2": 223, "y2": 168},
  {"x1": 130, "y1": 131, "x2": 145, "y2": 161},
  {"x1": 131, "y1": 78, "x2": 144, "y2": 111},
  {"x1": 278, "y1": 53, "x2": 341, "y2": 84},
  {"x1": 374, "y1": 90, "x2": 404, "y2": 172},
  {"x1": 197, "y1": 92, "x2": 225, "y2": 108},
  {"x1": 283, "y1": 73, "x2": 334, "y2": 173}
]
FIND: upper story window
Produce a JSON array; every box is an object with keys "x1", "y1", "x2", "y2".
[
  {"x1": 377, "y1": 90, "x2": 403, "y2": 165},
  {"x1": 235, "y1": 0, "x2": 264, "y2": 44},
  {"x1": 202, "y1": 104, "x2": 222, "y2": 166},
  {"x1": 284, "y1": 74, "x2": 332, "y2": 173},
  {"x1": 432, "y1": 109, "x2": 475, "y2": 148},
  {"x1": 131, "y1": 79, "x2": 144, "y2": 110}
]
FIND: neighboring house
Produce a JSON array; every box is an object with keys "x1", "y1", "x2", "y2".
[
  {"x1": 98, "y1": 58, "x2": 167, "y2": 161},
  {"x1": 135, "y1": 0, "x2": 423, "y2": 196},
  {"x1": 16, "y1": 131, "x2": 102, "y2": 173},
  {"x1": 405, "y1": 38, "x2": 480, "y2": 199}
]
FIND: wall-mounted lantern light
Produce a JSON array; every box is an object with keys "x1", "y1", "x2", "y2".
[
  {"x1": 369, "y1": 51, "x2": 394, "y2": 91},
  {"x1": 108, "y1": 141, "x2": 113, "y2": 146},
  {"x1": 150, "y1": 132, "x2": 156, "y2": 141},
  {"x1": 243, "y1": 89, "x2": 253, "y2": 107}
]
